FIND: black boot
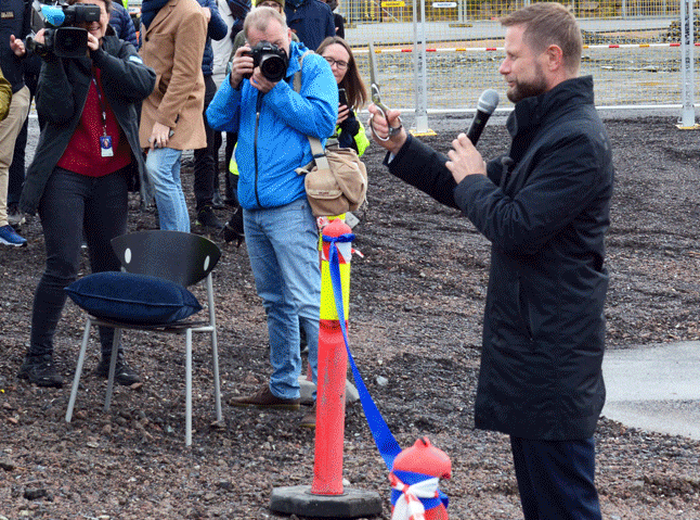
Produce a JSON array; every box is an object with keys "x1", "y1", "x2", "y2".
[
  {"x1": 196, "y1": 205, "x2": 224, "y2": 230},
  {"x1": 18, "y1": 353, "x2": 64, "y2": 388},
  {"x1": 94, "y1": 350, "x2": 141, "y2": 386},
  {"x1": 222, "y1": 205, "x2": 245, "y2": 247}
]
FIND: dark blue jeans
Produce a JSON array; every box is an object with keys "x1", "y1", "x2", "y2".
[
  {"x1": 510, "y1": 436, "x2": 602, "y2": 520},
  {"x1": 28, "y1": 167, "x2": 128, "y2": 359}
]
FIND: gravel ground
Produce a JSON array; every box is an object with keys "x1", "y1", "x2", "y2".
[{"x1": 1, "y1": 115, "x2": 700, "y2": 519}]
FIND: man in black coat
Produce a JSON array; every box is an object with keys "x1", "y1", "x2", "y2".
[{"x1": 368, "y1": 3, "x2": 613, "y2": 520}]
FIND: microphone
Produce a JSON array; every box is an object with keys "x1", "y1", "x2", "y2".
[
  {"x1": 466, "y1": 89, "x2": 500, "y2": 146},
  {"x1": 41, "y1": 5, "x2": 66, "y2": 26}
]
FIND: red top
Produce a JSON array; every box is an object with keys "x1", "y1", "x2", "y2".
[{"x1": 57, "y1": 68, "x2": 132, "y2": 176}]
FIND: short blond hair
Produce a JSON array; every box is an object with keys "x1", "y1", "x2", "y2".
[
  {"x1": 244, "y1": 6, "x2": 288, "y2": 39},
  {"x1": 501, "y1": 2, "x2": 582, "y2": 73}
]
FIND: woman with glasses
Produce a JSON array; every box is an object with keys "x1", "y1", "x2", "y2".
[{"x1": 316, "y1": 36, "x2": 369, "y2": 155}]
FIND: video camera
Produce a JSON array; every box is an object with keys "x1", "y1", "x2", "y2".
[
  {"x1": 244, "y1": 41, "x2": 288, "y2": 82},
  {"x1": 26, "y1": 0, "x2": 101, "y2": 58}
]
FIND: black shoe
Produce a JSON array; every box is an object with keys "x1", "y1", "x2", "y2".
[
  {"x1": 211, "y1": 192, "x2": 226, "y2": 209},
  {"x1": 196, "y1": 206, "x2": 224, "y2": 230},
  {"x1": 18, "y1": 354, "x2": 64, "y2": 388},
  {"x1": 94, "y1": 352, "x2": 141, "y2": 386},
  {"x1": 221, "y1": 206, "x2": 245, "y2": 246}
]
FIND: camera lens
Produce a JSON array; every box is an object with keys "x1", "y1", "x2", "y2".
[{"x1": 260, "y1": 55, "x2": 286, "y2": 82}]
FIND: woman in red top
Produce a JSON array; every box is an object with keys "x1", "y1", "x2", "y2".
[{"x1": 17, "y1": 0, "x2": 156, "y2": 388}]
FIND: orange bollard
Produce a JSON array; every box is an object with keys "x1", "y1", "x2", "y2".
[
  {"x1": 311, "y1": 218, "x2": 353, "y2": 495},
  {"x1": 390, "y1": 438, "x2": 452, "y2": 519},
  {"x1": 270, "y1": 219, "x2": 381, "y2": 518}
]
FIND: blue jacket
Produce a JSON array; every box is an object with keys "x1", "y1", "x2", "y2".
[
  {"x1": 206, "y1": 42, "x2": 337, "y2": 210},
  {"x1": 195, "y1": 0, "x2": 227, "y2": 76},
  {"x1": 109, "y1": 2, "x2": 138, "y2": 48},
  {"x1": 284, "y1": 0, "x2": 334, "y2": 53},
  {"x1": 0, "y1": 0, "x2": 31, "y2": 92}
]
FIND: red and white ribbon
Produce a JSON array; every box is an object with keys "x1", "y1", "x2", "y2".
[{"x1": 390, "y1": 473, "x2": 440, "y2": 520}]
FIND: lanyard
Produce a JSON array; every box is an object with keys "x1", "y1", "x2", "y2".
[{"x1": 91, "y1": 72, "x2": 108, "y2": 137}]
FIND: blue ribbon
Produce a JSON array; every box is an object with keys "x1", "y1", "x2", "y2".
[
  {"x1": 323, "y1": 231, "x2": 449, "y2": 513},
  {"x1": 323, "y1": 232, "x2": 403, "y2": 470}
]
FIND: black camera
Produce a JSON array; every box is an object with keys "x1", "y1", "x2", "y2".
[
  {"x1": 26, "y1": 0, "x2": 101, "y2": 58},
  {"x1": 245, "y1": 41, "x2": 288, "y2": 83}
]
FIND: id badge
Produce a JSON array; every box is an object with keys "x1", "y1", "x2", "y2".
[{"x1": 100, "y1": 135, "x2": 114, "y2": 157}]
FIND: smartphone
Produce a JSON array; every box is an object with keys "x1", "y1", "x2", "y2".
[{"x1": 338, "y1": 88, "x2": 348, "y2": 108}]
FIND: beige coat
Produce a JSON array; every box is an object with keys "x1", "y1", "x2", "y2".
[{"x1": 139, "y1": 0, "x2": 207, "y2": 150}]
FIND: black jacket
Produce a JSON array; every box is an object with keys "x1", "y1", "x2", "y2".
[
  {"x1": 0, "y1": 0, "x2": 31, "y2": 92},
  {"x1": 387, "y1": 76, "x2": 614, "y2": 440},
  {"x1": 20, "y1": 32, "x2": 156, "y2": 215}
]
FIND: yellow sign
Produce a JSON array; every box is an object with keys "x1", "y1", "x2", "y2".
[{"x1": 382, "y1": 1, "x2": 406, "y2": 7}]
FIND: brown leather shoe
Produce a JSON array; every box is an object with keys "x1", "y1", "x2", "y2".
[
  {"x1": 229, "y1": 384, "x2": 300, "y2": 410},
  {"x1": 299, "y1": 403, "x2": 316, "y2": 429}
]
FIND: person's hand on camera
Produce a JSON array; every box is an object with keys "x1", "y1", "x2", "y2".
[
  {"x1": 367, "y1": 103, "x2": 406, "y2": 156},
  {"x1": 446, "y1": 133, "x2": 486, "y2": 184},
  {"x1": 148, "y1": 122, "x2": 172, "y2": 151},
  {"x1": 229, "y1": 45, "x2": 254, "y2": 89},
  {"x1": 248, "y1": 68, "x2": 276, "y2": 93},
  {"x1": 86, "y1": 32, "x2": 100, "y2": 52}
]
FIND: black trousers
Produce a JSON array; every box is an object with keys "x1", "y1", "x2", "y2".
[
  {"x1": 193, "y1": 74, "x2": 218, "y2": 211},
  {"x1": 29, "y1": 167, "x2": 128, "y2": 359},
  {"x1": 510, "y1": 436, "x2": 602, "y2": 520}
]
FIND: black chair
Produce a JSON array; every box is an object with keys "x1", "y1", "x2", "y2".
[{"x1": 65, "y1": 230, "x2": 223, "y2": 445}]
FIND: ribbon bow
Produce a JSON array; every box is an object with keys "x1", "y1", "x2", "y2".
[{"x1": 390, "y1": 472, "x2": 440, "y2": 520}]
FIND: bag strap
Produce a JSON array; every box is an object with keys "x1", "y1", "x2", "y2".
[{"x1": 294, "y1": 50, "x2": 331, "y2": 172}]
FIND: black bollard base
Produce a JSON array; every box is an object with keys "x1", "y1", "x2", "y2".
[{"x1": 270, "y1": 485, "x2": 383, "y2": 518}]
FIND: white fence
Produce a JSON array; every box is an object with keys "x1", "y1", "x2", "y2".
[{"x1": 339, "y1": 0, "x2": 697, "y2": 127}]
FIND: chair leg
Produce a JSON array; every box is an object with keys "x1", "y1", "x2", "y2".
[
  {"x1": 211, "y1": 327, "x2": 222, "y2": 423},
  {"x1": 104, "y1": 328, "x2": 122, "y2": 412},
  {"x1": 186, "y1": 328, "x2": 193, "y2": 446},
  {"x1": 66, "y1": 317, "x2": 93, "y2": 423}
]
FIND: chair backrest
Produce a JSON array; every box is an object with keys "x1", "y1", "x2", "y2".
[{"x1": 111, "y1": 230, "x2": 221, "y2": 287}]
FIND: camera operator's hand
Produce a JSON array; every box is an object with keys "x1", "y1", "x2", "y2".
[
  {"x1": 86, "y1": 32, "x2": 100, "y2": 52},
  {"x1": 446, "y1": 133, "x2": 487, "y2": 184},
  {"x1": 148, "y1": 122, "x2": 172, "y2": 150},
  {"x1": 229, "y1": 45, "x2": 254, "y2": 89},
  {"x1": 367, "y1": 103, "x2": 407, "y2": 156},
  {"x1": 248, "y1": 68, "x2": 276, "y2": 94}
]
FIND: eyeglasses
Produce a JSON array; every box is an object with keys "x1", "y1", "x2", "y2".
[{"x1": 323, "y1": 56, "x2": 349, "y2": 71}]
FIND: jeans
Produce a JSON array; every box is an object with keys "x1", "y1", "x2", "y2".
[
  {"x1": 146, "y1": 146, "x2": 189, "y2": 232},
  {"x1": 244, "y1": 198, "x2": 320, "y2": 400},
  {"x1": 193, "y1": 75, "x2": 217, "y2": 211},
  {"x1": 29, "y1": 167, "x2": 128, "y2": 359}
]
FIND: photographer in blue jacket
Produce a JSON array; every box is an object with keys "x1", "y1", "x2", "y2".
[{"x1": 207, "y1": 6, "x2": 336, "y2": 422}]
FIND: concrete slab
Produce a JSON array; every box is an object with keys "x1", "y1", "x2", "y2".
[{"x1": 602, "y1": 341, "x2": 700, "y2": 440}]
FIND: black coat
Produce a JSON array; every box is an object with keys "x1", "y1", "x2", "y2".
[
  {"x1": 387, "y1": 76, "x2": 614, "y2": 440},
  {"x1": 19, "y1": 32, "x2": 156, "y2": 215}
]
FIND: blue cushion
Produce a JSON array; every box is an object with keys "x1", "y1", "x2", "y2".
[{"x1": 65, "y1": 272, "x2": 203, "y2": 325}]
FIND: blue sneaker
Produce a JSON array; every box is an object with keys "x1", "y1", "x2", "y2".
[{"x1": 0, "y1": 224, "x2": 27, "y2": 247}]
